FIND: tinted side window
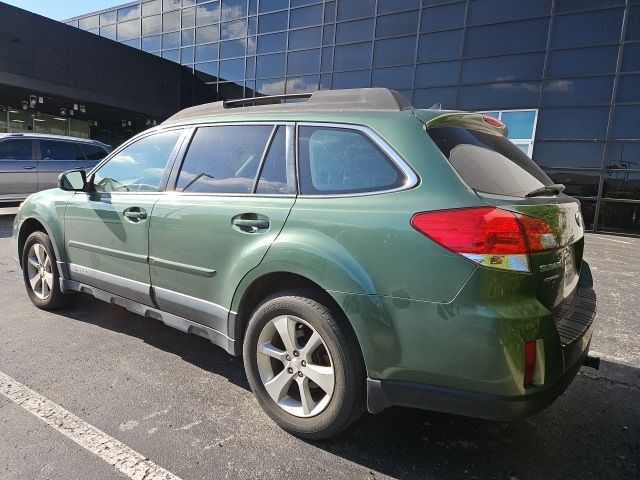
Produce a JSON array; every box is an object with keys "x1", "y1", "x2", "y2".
[
  {"x1": 93, "y1": 130, "x2": 181, "y2": 192},
  {"x1": 176, "y1": 125, "x2": 273, "y2": 193},
  {"x1": 0, "y1": 140, "x2": 32, "y2": 160},
  {"x1": 40, "y1": 141, "x2": 84, "y2": 160},
  {"x1": 298, "y1": 126, "x2": 405, "y2": 195},
  {"x1": 256, "y1": 127, "x2": 289, "y2": 194},
  {"x1": 428, "y1": 126, "x2": 553, "y2": 197},
  {"x1": 81, "y1": 144, "x2": 109, "y2": 160}
]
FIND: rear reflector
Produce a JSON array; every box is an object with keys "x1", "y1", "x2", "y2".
[
  {"x1": 524, "y1": 340, "x2": 537, "y2": 388},
  {"x1": 410, "y1": 207, "x2": 558, "y2": 272}
]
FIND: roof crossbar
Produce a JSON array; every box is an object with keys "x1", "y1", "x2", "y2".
[{"x1": 223, "y1": 93, "x2": 312, "y2": 108}]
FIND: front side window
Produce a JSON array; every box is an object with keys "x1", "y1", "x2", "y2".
[
  {"x1": 40, "y1": 141, "x2": 84, "y2": 161},
  {"x1": 93, "y1": 130, "x2": 181, "y2": 192},
  {"x1": 0, "y1": 139, "x2": 32, "y2": 160},
  {"x1": 298, "y1": 126, "x2": 405, "y2": 195},
  {"x1": 81, "y1": 144, "x2": 109, "y2": 161},
  {"x1": 176, "y1": 125, "x2": 273, "y2": 194}
]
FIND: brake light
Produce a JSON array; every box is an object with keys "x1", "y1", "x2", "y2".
[
  {"x1": 410, "y1": 207, "x2": 558, "y2": 271},
  {"x1": 482, "y1": 114, "x2": 505, "y2": 128},
  {"x1": 523, "y1": 340, "x2": 537, "y2": 388}
]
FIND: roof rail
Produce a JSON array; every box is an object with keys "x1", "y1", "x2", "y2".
[
  {"x1": 223, "y1": 93, "x2": 312, "y2": 108},
  {"x1": 162, "y1": 88, "x2": 414, "y2": 125}
]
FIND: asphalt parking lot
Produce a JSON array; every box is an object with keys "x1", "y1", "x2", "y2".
[{"x1": 0, "y1": 209, "x2": 638, "y2": 480}]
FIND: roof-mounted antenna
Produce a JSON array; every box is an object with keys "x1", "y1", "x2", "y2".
[{"x1": 430, "y1": 103, "x2": 442, "y2": 110}]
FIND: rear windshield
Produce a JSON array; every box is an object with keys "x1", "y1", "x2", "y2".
[{"x1": 428, "y1": 126, "x2": 552, "y2": 197}]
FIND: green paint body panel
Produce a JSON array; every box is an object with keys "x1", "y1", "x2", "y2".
[{"x1": 12, "y1": 96, "x2": 596, "y2": 416}]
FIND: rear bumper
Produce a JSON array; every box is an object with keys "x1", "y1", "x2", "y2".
[{"x1": 367, "y1": 337, "x2": 591, "y2": 420}]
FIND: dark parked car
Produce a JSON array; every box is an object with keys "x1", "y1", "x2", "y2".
[{"x1": 0, "y1": 133, "x2": 111, "y2": 203}]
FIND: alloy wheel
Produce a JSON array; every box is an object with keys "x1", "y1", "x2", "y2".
[
  {"x1": 26, "y1": 243, "x2": 53, "y2": 300},
  {"x1": 256, "y1": 315, "x2": 335, "y2": 418}
]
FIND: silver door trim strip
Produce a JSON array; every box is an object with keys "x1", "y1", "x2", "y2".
[
  {"x1": 149, "y1": 256, "x2": 216, "y2": 278},
  {"x1": 60, "y1": 278, "x2": 236, "y2": 354},
  {"x1": 68, "y1": 240, "x2": 148, "y2": 264}
]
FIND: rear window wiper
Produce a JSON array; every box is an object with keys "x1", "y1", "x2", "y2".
[{"x1": 525, "y1": 183, "x2": 566, "y2": 197}]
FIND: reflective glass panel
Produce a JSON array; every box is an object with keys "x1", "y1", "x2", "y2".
[
  {"x1": 289, "y1": 27, "x2": 321, "y2": 50},
  {"x1": 461, "y1": 54, "x2": 545, "y2": 84},
  {"x1": 418, "y1": 30, "x2": 462, "y2": 62},
  {"x1": 287, "y1": 49, "x2": 321, "y2": 75},
  {"x1": 376, "y1": 11, "x2": 419, "y2": 38},
  {"x1": 465, "y1": 19, "x2": 549, "y2": 57},
  {"x1": 611, "y1": 106, "x2": 640, "y2": 140},
  {"x1": 334, "y1": 42, "x2": 372, "y2": 70},
  {"x1": 372, "y1": 66, "x2": 414, "y2": 90},
  {"x1": 163, "y1": 10, "x2": 181, "y2": 31},
  {"x1": 332, "y1": 70, "x2": 371, "y2": 89},
  {"x1": 420, "y1": 3, "x2": 465, "y2": 32},
  {"x1": 337, "y1": 0, "x2": 376, "y2": 21},
  {"x1": 257, "y1": 53, "x2": 285, "y2": 78},
  {"x1": 533, "y1": 142, "x2": 605, "y2": 169},
  {"x1": 197, "y1": 24, "x2": 220, "y2": 43},
  {"x1": 219, "y1": 58, "x2": 245, "y2": 81},
  {"x1": 335, "y1": 18, "x2": 374, "y2": 44},
  {"x1": 197, "y1": 2, "x2": 220, "y2": 26},
  {"x1": 142, "y1": 35, "x2": 162, "y2": 51},
  {"x1": 290, "y1": 5, "x2": 323, "y2": 28},
  {"x1": 221, "y1": 0, "x2": 247, "y2": 20},
  {"x1": 415, "y1": 61, "x2": 459, "y2": 88},
  {"x1": 117, "y1": 20, "x2": 141, "y2": 41},
  {"x1": 536, "y1": 107, "x2": 609, "y2": 140},
  {"x1": 258, "y1": 11, "x2": 288, "y2": 33},
  {"x1": 374, "y1": 36, "x2": 416, "y2": 66},
  {"x1": 142, "y1": 14, "x2": 162, "y2": 36},
  {"x1": 542, "y1": 77, "x2": 614, "y2": 106},
  {"x1": 221, "y1": 19, "x2": 247, "y2": 39},
  {"x1": 551, "y1": 9, "x2": 624, "y2": 49},
  {"x1": 467, "y1": 0, "x2": 551, "y2": 25},
  {"x1": 195, "y1": 42, "x2": 219, "y2": 62}
]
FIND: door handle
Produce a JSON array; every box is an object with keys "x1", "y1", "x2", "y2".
[
  {"x1": 23, "y1": 165, "x2": 36, "y2": 170},
  {"x1": 232, "y1": 218, "x2": 269, "y2": 229},
  {"x1": 123, "y1": 208, "x2": 148, "y2": 221}
]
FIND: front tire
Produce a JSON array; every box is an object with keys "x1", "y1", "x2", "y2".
[
  {"x1": 21, "y1": 231, "x2": 77, "y2": 310},
  {"x1": 243, "y1": 289, "x2": 365, "y2": 440}
]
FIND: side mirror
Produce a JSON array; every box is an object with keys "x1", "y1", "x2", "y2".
[{"x1": 58, "y1": 169, "x2": 88, "y2": 191}]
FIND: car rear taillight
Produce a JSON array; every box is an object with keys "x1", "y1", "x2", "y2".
[
  {"x1": 410, "y1": 207, "x2": 558, "y2": 272},
  {"x1": 523, "y1": 340, "x2": 537, "y2": 388},
  {"x1": 482, "y1": 114, "x2": 505, "y2": 128}
]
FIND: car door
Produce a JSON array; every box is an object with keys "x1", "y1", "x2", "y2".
[
  {"x1": 0, "y1": 138, "x2": 37, "y2": 200},
  {"x1": 148, "y1": 123, "x2": 296, "y2": 333},
  {"x1": 64, "y1": 128, "x2": 187, "y2": 305},
  {"x1": 36, "y1": 140, "x2": 88, "y2": 191}
]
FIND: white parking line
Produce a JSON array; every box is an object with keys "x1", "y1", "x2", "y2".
[{"x1": 0, "y1": 371, "x2": 182, "y2": 480}]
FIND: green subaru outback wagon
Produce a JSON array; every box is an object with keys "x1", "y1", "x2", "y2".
[{"x1": 12, "y1": 89, "x2": 597, "y2": 439}]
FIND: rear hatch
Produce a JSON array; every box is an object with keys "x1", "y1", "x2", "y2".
[{"x1": 415, "y1": 111, "x2": 586, "y2": 319}]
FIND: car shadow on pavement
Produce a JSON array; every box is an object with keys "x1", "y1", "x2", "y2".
[{"x1": 56, "y1": 294, "x2": 639, "y2": 480}]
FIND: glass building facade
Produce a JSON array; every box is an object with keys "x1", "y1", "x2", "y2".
[{"x1": 65, "y1": 0, "x2": 640, "y2": 233}]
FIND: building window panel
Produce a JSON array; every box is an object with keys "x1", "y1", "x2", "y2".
[
  {"x1": 287, "y1": 75, "x2": 320, "y2": 93},
  {"x1": 290, "y1": 5, "x2": 323, "y2": 29},
  {"x1": 100, "y1": 25, "x2": 117, "y2": 40},
  {"x1": 221, "y1": 19, "x2": 248, "y2": 39},
  {"x1": 323, "y1": 24, "x2": 335, "y2": 45},
  {"x1": 611, "y1": 106, "x2": 640, "y2": 140},
  {"x1": 324, "y1": 1, "x2": 336, "y2": 22},
  {"x1": 555, "y1": 0, "x2": 624, "y2": 14},
  {"x1": 536, "y1": 107, "x2": 610, "y2": 140},
  {"x1": 142, "y1": 35, "x2": 162, "y2": 52},
  {"x1": 332, "y1": 70, "x2": 371, "y2": 89},
  {"x1": 117, "y1": 19, "x2": 141, "y2": 41},
  {"x1": 626, "y1": 4, "x2": 640, "y2": 41},
  {"x1": 376, "y1": 11, "x2": 419, "y2": 38},
  {"x1": 616, "y1": 75, "x2": 640, "y2": 103},
  {"x1": 547, "y1": 46, "x2": 619, "y2": 78},
  {"x1": 246, "y1": 55, "x2": 256, "y2": 78},
  {"x1": 195, "y1": 42, "x2": 219, "y2": 62},
  {"x1": 465, "y1": 19, "x2": 549, "y2": 58},
  {"x1": 221, "y1": 0, "x2": 247, "y2": 21},
  {"x1": 334, "y1": 42, "x2": 372, "y2": 71},
  {"x1": 118, "y1": 5, "x2": 140, "y2": 22},
  {"x1": 256, "y1": 53, "x2": 286, "y2": 78},
  {"x1": 220, "y1": 39, "x2": 246, "y2": 58},
  {"x1": 622, "y1": 43, "x2": 640, "y2": 73},
  {"x1": 603, "y1": 170, "x2": 640, "y2": 200},
  {"x1": 607, "y1": 142, "x2": 640, "y2": 169},
  {"x1": 533, "y1": 142, "x2": 605, "y2": 169},
  {"x1": 79, "y1": 15, "x2": 99, "y2": 30},
  {"x1": 219, "y1": 58, "x2": 245, "y2": 81},
  {"x1": 337, "y1": 0, "x2": 376, "y2": 21},
  {"x1": 420, "y1": 3, "x2": 466, "y2": 32},
  {"x1": 415, "y1": 61, "x2": 459, "y2": 88},
  {"x1": 374, "y1": 36, "x2": 416, "y2": 67},
  {"x1": 197, "y1": 24, "x2": 220, "y2": 43},
  {"x1": 467, "y1": 0, "x2": 551, "y2": 26},
  {"x1": 142, "y1": 0, "x2": 161, "y2": 16},
  {"x1": 163, "y1": 10, "x2": 181, "y2": 31},
  {"x1": 542, "y1": 77, "x2": 614, "y2": 106},
  {"x1": 289, "y1": 27, "x2": 322, "y2": 50},
  {"x1": 418, "y1": 30, "x2": 462, "y2": 62},
  {"x1": 287, "y1": 49, "x2": 321, "y2": 75},
  {"x1": 142, "y1": 14, "x2": 162, "y2": 36},
  {"x1": 256, "y1": 77, "x2": 286, "y2": 95},
  {"x1": 257, "y1": 32, "x2": 287, "y2": 54},
  {"x1": 182, "y1": 7, "x2": 196, "y2": 28},
  {"x1": 413, "y1": 87, "x2": 457, "y2": 109},
  {"x1": 335, "y1": 18, "x2": 374, "y2": 44},
  {"x1": 551, "y1": 9, "x2": 624, "y2": 49},
  {"x1": 181, "y1": 46, "x2": 195, "y2": 63},
  {"x1": 197, "y1": 2, "x2": 221, "y2": 26},
  {"x1": 259, "y1": 0, "x2": 289, "y2": 14},
  {"x1": 458, "y1": 82, "x2": 541, "y2": 110},
  {"x1": 545, "y1": 169, "x2": 601, "y2": 198},
  {"x1": 163, "y1": 0, "x2": 181, "y2": 12},
  {"x1": 162, "y1": 49, "x2": 180, "y2": 62},
  {"x1": 162, "y1": 31, "x2": 181, "y2": 49},
  {"x1": 372, "y1": 66, "x2": 414, "y2": 90},
  {"x1": 100, "y1": 11, "x2": 117, "y2": 25},
  {"x1": 182, "y1": 29, "x2": 195, "y2": 45},
  {"x1": 321, "y1": 47, "x2": 333, "y2": 71},
  {"x1": 597, "y1": 200, "x2": 640, "y2": 232},
  {"x1": 121, "y1": 38, "x2": 141, "y2": 49},
  {"x1": 258, "y1": 11, "x2": 288, "y2": 34},
  {"x1": 195, "y1": 61, "x2": 219, "y2": 82},
  {"x1": 378, "y1": 0, "x2": 420, "y2": 14},
  {"x1": 461, "y1": 53, "x2": 545, "y2": 84}
]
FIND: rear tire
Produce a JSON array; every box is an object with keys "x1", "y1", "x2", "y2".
[
  {"x1": 243, "y1": 288, "x2": 365, "y2": 440},
  {"x1": 21, "y1": 231, "x2": 77, "y2": 310}
]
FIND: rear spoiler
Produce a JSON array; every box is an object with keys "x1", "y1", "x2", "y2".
[{"x1": 418, "y1": 112, "x2": 509, "y2": 137}]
